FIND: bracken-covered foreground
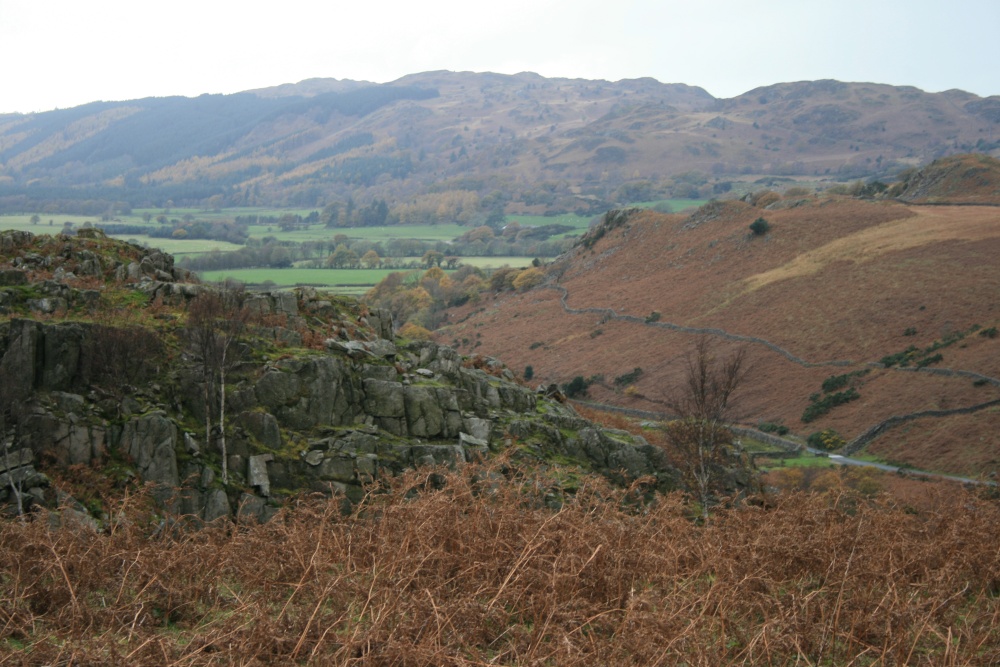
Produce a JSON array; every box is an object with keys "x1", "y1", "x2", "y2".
[{"x1": 2, "y1": 462, "x2": 999, "y2": 666}]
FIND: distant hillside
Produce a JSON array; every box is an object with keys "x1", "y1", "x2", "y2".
[
  {"x1": 890, "y1": 153, "x2": 1000, "y2": 204},
  {"x1": 0, "y1": 72, "x2": 998, "y2": 214},
  {"x1": 436, "y1": 195, "x2": 1000, "y2": 477}
]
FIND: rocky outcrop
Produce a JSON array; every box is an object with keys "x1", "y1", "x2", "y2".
[{"x1": 0, "y1": 270, "x2": 681, "y2": 524}]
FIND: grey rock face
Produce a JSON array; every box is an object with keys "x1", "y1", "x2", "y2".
[
  {"x1": 247, "y1": 454, "x2": 274, "y2": 496},
  {"x1": 0, "y1": 294, "x2": 686, "y2": 524},
  {"x1": 119, "y1": 412, "x2": 179, "y2": 510}
]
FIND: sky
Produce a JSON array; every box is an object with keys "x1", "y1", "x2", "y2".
[{"x1": 1, "y1": 0, "x2": 998, "y2": 114}]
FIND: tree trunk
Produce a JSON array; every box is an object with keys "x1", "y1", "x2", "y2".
[
  {"x1": 219, "y1": 345, "x2": 228, "y2": 485},
  {"x1": 204, "y1": 378, "x2": 212, "y2": 479}
]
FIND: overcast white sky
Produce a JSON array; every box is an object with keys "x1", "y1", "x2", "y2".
[{"x1": 1, "y1": 0, "x2": 997, "y2": 114}]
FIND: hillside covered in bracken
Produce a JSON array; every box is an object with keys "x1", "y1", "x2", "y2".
[{"x1": 436, "y1": 157, "x2": 1000, "y2": 477}]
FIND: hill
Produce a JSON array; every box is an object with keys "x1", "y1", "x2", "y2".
[
  {"x1": 0, "y1": 72, "x2": 998, "y2": 215},
  {"x1": 890, "y1": 153, "x2": 1000, "y2": 204},
  {"x1": 436, "y1": 193, "x2": 1000, "y2": 477},
  {"x1": 2, "y1": 224, "x2": 999, "y2": 665}
]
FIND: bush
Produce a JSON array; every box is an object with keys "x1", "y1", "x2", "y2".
[
  {"x1": 562, "y1": 376, "x2": 590, "y2": 398},
  {"x1": 524, "y1": 365, "x2": 534, "y2": 381},
  {"x1": 758, "y1": 421, "x2": 790, "y2": 436},
  {"x1": 614, "y1": 367, "x2": 643, "y2": 387},
  {"x1": 749, "y1": 217, "x2": 771, "y2": 236},
  {"x1": 807, "y1": 429, "x2": 846, "y2": 451},
  {"x1": 399, "y1": 322, "x2": 433, "y2": 341},
  {"x1": 645, "y1": 311, "x2": 661, "y2": 323},
  {"x1": 819, "y1": 370, "x2": 869, "y2": 395},
  {"x1": 802, "y1": 388, "x2": 860, "y2": 423},
  {"x1": 512, "y1": 267, "x2": 545, "y2": 292}
]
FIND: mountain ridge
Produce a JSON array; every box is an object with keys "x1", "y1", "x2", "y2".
[{"x1": 1, "y1": 71, "x2": 997, "y2": 213}]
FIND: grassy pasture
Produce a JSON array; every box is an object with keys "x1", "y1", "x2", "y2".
[
  {"x1": 198, "y1": 256, "x2": 531, "y2": 293},
  {"x1": 758, "y1": 452, "x2": 838, "y2": 470}
]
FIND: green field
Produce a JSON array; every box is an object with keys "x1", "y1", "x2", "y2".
[
  {"x1": 758, "y1": 453, "x2": 838, "y2": 470},
  {"x1": 199, "y1": 255, "x2": 533, "y2": 294},
  {"x1": 0, "y1": 203, "x2": 701, "y2": 291}
]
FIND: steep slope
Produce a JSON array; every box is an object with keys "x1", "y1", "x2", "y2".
[{"x1": 438, "y1": 198, "x2": 1000, "y2": 476}]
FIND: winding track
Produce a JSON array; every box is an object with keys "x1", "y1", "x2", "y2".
[
  {"x1": 545, "y1": 283, "x2": 1000, "y2": 457},
  {"x1": 572, "y1": 400, "x2": 994, "y2": 486}
]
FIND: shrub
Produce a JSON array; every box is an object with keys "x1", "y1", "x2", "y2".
[
  {"x1": 758, "y1": 421, "x2": 790, "y2": 436},
  {"x1": 645, "y1": 311, "x2": 661, "y2": 323},
  {"x1": 880, "y1": 346, "x2": 919, "y2": 368},
  {"x1": 749, "y1": 217, "x2": 771, "y2": 236},
  {"x1": 512, "y1": 267, "x2": 545, "y2": 292},
  {"x1": 399, "y1": 322, "x2": 433, "y2": 341},
  {"x1": 807, "y1": 429, "x2": 846, "y2": 451},
  {"x1": 614, "y1": 367, "x2": 644, "y2": 387},
  {"x1": 903, "y1": 327, "x2": 917, "y2": 336},
  {"x1": 980, "y1": 326, "x2": 998, "y2": 339},
  {"x1": 915, "y1": 353, "x2": 942, "y2": 368},
  {"x1": 802, "y1": 388, "x2": 860, "y2": 423},
  {"x1": 562, "y1": 376, "x2": 590, "y2": 398},
  {"x1": 819, "y1": 370, "x2": 869, "y2": 395},
  {"x1": 523, "y1": 365, "x2": 534, "y2": 381}
]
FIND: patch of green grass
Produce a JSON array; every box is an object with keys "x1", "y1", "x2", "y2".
[
  {"x1": 760, "y1": 453, "x2": 837, "y2": 470},
  {"x1": 738, "y1": 437, "x2": 789, "y2": 453}
]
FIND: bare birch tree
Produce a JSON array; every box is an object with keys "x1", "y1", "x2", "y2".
[
  {"x1": 664, "y1": 338, "x2": 750, "y2": 522},
  {"x1": 187, "y1": 287, "x2": 249, "y2": 485}
]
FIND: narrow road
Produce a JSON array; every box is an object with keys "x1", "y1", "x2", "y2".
[
  {"x1": 548, "y1": 282, "x2": 1000, "y2": 457},
  {"x1": 572, "y1": 400, "x2": 994, "y2": 487}
]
